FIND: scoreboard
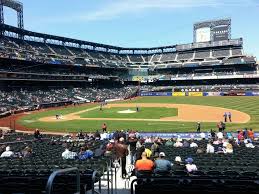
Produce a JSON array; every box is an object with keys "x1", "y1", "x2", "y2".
[{"x1": 194, "y1": 19, "x2": 231, "y2": 42}]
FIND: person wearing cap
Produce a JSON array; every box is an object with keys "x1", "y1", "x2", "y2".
[
  {"x1": 173, "y1": 156, "x2": 185, "y2": 171},
  {"x1": 154, "y1": 152, "x2": 172, "y2": 175},
  {"x1": 1, "y1": 146, "x2": 14, "y2": 158},
  {"x1": 185, "y1": 157, "x2": 197, "y2": 173}
]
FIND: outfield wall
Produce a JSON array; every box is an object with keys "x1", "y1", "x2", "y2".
[{"x1": 140, "y1": 91, "x2": 259, "y2": 96}]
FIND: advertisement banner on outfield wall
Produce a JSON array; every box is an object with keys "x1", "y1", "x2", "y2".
[
  {"x1": 204, "y1": 92, "x2": 222, "y2": 96},
  {"x1": 140, "y1": 92, "x2": 172, "y2": 96},
  {"x1": 252, "y1": 92, "x2": 259, "y2": 96},
  {"x1": 188, "y1": 92, "x2": 203, "y2": 96},
  {"x1": 172, "y1": 92, "x2": 186, "y2": 97}
]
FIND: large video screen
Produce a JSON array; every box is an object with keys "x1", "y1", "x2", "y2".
[{"x1": 196, "y1": 27, "x2": 211, "y2": 42}]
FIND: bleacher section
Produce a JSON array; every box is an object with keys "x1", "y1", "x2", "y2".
[{"x1": 0, "y1": 132, "x2": 107, "y2": 194}]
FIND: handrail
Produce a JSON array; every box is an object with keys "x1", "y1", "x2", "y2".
[
  {"x1": 45, "y1": 167, "x2": 80, "y2": 194},
  {"x1": 91, "y1": 170, "x2": 101, "y2": 194}
]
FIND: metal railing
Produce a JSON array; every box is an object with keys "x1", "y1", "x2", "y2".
[{"x1": 45, "y1": 167, "x2": 80, "y2": 194}]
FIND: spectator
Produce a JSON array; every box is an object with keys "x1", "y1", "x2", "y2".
[
  {"x1": 165, "y1": 139, "x2": 173, "y2": 146},
  {"x1": 151, "y1": 141, "x2": 160, "y2": 157},
  {"x1": 206, "y1": 142, "x2": 215, "y2": 153},
  {"x1": 173, "y1": 156, "x2": 185, "y2": 170},
  {"x1": 114, "y1": 137, "x2": 128, "y2": 178},
  {"x1": 217, "y1": 131, "x2": 223, "y2": 139},
  {"x1": 244, "y1": 139, "x2": 255, "y2": 148},
  {"x1": 185, "y1": 157, "x2": 197, "y2": 173},
  {"x1": 154, "y1": 152, "x2": 172, "y2": 175},
  {"x1": 21, "y1": 146, "x2": 33, "y2": 157},
  {"x1": 173, "y1": 138, "x2": 183, "y2": 147},
  {"x1": 1, "y1": 146, "x2": 14, "y2": 158},
  {"x1": 190, "y1": 141, "x2": 198, "y2": 148},
  {"x1": 248, "y1": 128, "x2": 254, "y2": 140},
  {"x1": 216, "y1": 147, "x2": 224, "y2": 154},
  {"x1": 237, "y1": 130, "x2": 244, "y2": 141},
  {"x1": 62, "y1": 147, "x2": 77, "y2": 159},
  {"x1": 135, "y1": 152, "x2": 154, "y2": 177},
  {"x1": 225, "y1": 143, "x2": 233, "y2": 153},
  {"x1": 183, "y1": 140, "x2": 190, "y2": 148},
  {"x1": 34, "y1": 129, "x2": 41, "y2": 139},
  {"x1": 128, "y1": 131, "x2": 138, "y2": 164},
  {"x1": 78, "y1": 146, "x2": 93, "y2": 160}
]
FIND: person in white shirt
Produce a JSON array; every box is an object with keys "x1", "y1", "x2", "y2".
[
  {"x1": 1, "y1": 146, "x2": 14, "y2": 158},
  {"x1": 62, "y1": 147, "x2": 78, "y2": 159},
  {"x1": 206, "y1": 142, "x2": 215, "y2": 153},
  {"x1": 173, "y1": 139, "x2": 183, "y2": 147},
  {"x1": 185, "y1": 157, "x2": 197, "y2": 173},
  {"x1": 244, "y1": 139, "x2": 255, "y2": 148},
  {"x1": 217, "y1": 132, "x2": 223, "y2": 139},
  {"x1": 190, "y1": 141, "x2": 198, "y2": 148}
]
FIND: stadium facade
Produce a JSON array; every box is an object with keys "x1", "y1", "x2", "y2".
[{"x1": 0, "y1": 1, "x2": 258, "y2": 95}]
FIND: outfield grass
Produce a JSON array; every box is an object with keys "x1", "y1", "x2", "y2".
[
  {"x1": 79, "y1": 107, "x2": 178, "y2": 119},
  {"x1": 18, "y1": 96, "x2": 259, "y2": 132}
]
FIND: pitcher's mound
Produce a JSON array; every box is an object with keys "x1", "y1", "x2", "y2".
[{"x1": 117, "y1": 109, "x2": 136, "y2": 114}]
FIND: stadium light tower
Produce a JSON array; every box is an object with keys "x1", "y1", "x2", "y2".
[{"x1": 0, "y1": 0, "x2": 24, "y2": 34}]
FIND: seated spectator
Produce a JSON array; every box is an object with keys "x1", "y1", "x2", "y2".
[
  {"x1": 196, "y1": 148, "x2": 204, "y2": 154},
  {"x1": 78, "y1": 146, "x2": 93, "y2": 160},
  {"x1": 135, "y1": 152, "x2": 154, "y2": 177},
  {"x1": 151, "y1": 141, "x2": 160, "y2": 157},
  {"x1": 154, "y1": 152, "x2": 172, "y2": 175},
  {"x1": 206, "y1": 142, "x2": 215, "y2": 153},
  {"x1": 1, "y1": 146, "x2": 14, "y2": 158},
  {"x1": 185, "y1": 157, "x2": 197, "y2": 173},
  {"x1": 144, "y1": 147, "x2": 152, "y2": 158},
  {"x1": 190, "y1": 141, "x2": 198, "y2": 148},
  {"x1": 244, "y1": 139, "x2": 255, "y2": 148},
  {"x1": 217, "y1": 131, "x2": 223, "y2": 139},
  {"x1": 225, "y1": 143, "x2": 233, "y2": 153},
  {"x1": 173, "y1": 138, "x2": 183, "y2": 147},
  {"x1": 216, "y1": 147, "x2": 224, "y2": 154},
  {"x1": 165, "y1": 139, "x2": 173, "y2": 146},
  {"x1": 173, "y1": 156, "x2": 185, "y2": 170},
  {"x1": 21, "y1": 146, "x2": 33, "y2": 157},
  {"x1": 62, "y1": 147, "x2": 77, "y2": 159},
  {"x1": 183, "y1": 140, "x2": 190, "y2": 148}
]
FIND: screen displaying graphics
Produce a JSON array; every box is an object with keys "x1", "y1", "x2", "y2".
[{"x1": 196, "y1": 27, "x2": 211, "y2": 42}]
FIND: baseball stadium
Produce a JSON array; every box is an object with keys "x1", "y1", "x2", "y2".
[{"x1": 0, "y1": 1, "x2": 259, "y2": 194}]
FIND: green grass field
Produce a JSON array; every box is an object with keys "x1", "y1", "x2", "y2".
[
  {"x1": 79, "y1": 107, "x2": 178, "y2": 119},
  {"x1": 18, "y1": 96, "x2": 259, "y2": 133}
]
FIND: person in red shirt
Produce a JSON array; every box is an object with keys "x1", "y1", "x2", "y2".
[{"x1": 135, "y1": 152, "x2": 154, "y2": 177}]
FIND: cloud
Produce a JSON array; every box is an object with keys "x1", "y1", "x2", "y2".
[{"x1": 43, "y1": 0, "x2": 259, "y2": 23}]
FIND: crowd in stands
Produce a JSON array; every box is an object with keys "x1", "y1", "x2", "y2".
[
  {"x1": 0, "y1": 86, "x2": 137, "y2": 114},
  {"x1": 0, "y1": 36, "x2": 256, "y2": 69}
]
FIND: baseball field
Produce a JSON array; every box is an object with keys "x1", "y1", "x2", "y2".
[{"x1": 17, "y1": 96, "x2": 259, "y2": 133}]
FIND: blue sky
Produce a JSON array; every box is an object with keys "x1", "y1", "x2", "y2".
[{"x1": 3, "y1": 0, "x2": 259, "y2": 58}]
